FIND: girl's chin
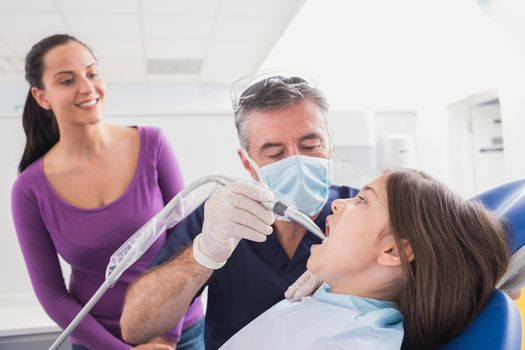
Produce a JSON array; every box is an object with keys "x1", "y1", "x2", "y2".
[
  {"x1": 307, "y1": 246, "x2": 322, "y2": 272},
  {"x1": 310, "y1": 243, "x2": 321, "y2": 253}
]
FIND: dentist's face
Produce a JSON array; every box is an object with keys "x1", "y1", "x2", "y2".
[
  {"x1": 307, "y1": 175, "x2": 391, "y2": 286},
  {"x1": 239, "y1": 100, "x2": 331, "y2": 178},
  {"x1": 31, "y1": 41, "x2": 106, "y2": 127}
]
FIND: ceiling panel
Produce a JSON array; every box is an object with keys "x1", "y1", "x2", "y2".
[
  {"x1": 55, "y1": 0, "x2": 139, "y2": 14},
  {"x1": 64, "y1": 13, "x2": 141, "y2": 40},
  {"x1": 7, "y1": 57, "x2": 25, "y2": 71},
  {"x1": 0, "y1": 38, "x2": 15, "y2": 56},
  {"x1": 200, "y1": 42, "x2": 269, "y2": 82},
  {"x1": 145, "y1": 40, "x2": 207, "y2": 59},
  {"x1": 142, "y1": 15, "x2": 215, "y2": 41},
  {"x1": 148, "y1": 74, "x2": 200, "y2": 84},
  {"x1": 2, "y1": 36, "x2": 45, "y2": 57},
  {"x1": 0, "y1": 72, "x2": 24, "y2": 82},
  {"x1": 0, "y1": 58, "x2": 13, "y2": 73},
  {"x1": 0, "y1": 12, "x2": 67, "y2": 37},
  {"x1": 100, "y1": 59, "x2": 147, "y2": 83},
  {"x1": 0, "y1": 57, "x2": 24, "y2": 77},
  {"x1": 140, "y1": 0, "x2": 220, "y2": 16},
  {"x1": 89, "y1": 40, "x2": 144, "y2": 60},
  {"x1": 0, "y1": 0, "x2": 56, "y2": 12},
  {"x1": 220, "y1": 0, "x2": 304, "y2": 18},
  {"x1": 0, "y1": 0, "x2": 305, "y2": 83},
  {"x1": 212, "y1": 18, "x2": 287, "y2": 43}
]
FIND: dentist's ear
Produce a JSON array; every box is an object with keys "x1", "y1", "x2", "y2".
[
  {"x1": 31, "y1": 87, "x2": 51, "y2": 110},
  {"x1": 237, "y1": 148, "x2": 259, "y2": 181},
  {"x1": 377, "y1": 239, "x2": 415, "y2": 267}
]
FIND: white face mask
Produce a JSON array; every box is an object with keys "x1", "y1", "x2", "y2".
[{"x1": 243, "y1": 150, "x2": 333, "y2": 216}]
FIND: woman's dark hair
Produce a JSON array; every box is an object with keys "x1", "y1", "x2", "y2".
[
  {"x1": 385, "y1": 169, "x2": 511, "y2": 349},
  {"x1": 18, "y1": 34, "x2": 95, "y2": 173}
]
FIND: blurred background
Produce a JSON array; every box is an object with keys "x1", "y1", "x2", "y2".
[{"x1": 1, "y1": 0, "x2": 524, "y2": 348}]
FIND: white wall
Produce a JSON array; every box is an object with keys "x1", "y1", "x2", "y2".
[
  {"x1": 499, "y1": 76, "x2": 525, "y2": 182},
  {"x1": 0, "y1": 116, "x2": 28, "y2": 302}
]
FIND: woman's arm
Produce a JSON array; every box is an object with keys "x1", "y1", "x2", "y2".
[{"x1": 11, "y1": 179, "x2": 131, "y2": 350}]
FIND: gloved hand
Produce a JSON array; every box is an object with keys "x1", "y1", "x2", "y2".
[
  {"x1": 284, "y1": 270, "x2": 322, "y2": 301},
  {"x1": 193, "y1": 182, "x2": 275, "y2": 269}
]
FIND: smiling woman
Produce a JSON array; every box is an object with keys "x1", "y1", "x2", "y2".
[{"x1": 10, "y1": 35, "x2": 204, "y2": 350}]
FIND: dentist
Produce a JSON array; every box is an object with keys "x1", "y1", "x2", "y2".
[{"x1": 121, "y1": 74, "x2": 359, "y2": 349}]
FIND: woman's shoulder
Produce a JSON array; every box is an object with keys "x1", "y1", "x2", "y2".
[
  {"x1": 131, "y1": 125, "x2": 168, "y2": 148},
  {"x1": 136, "y1": 126, "x2": 174, "y2": 156},
  {"x1": 107, "y1": 124, "x2": 164, "y2": 150},
  {"x1": 137, "y1": 125, "x2": 162, "y2": 138},
  {"x1": 12, "y1": 159, "x2": 44, "y2": 201},
  {"x1": 13, "y1": 160, "x2": 43, "y2": 189}
]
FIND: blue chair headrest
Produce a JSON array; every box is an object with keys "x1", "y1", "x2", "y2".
[{"x1": 474, "y1": 179, "x2": 525, "y2": 252}]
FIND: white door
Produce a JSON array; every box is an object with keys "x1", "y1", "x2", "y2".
[{"x1": 470, "y1": 100, "x2": 505, "y2": 193}]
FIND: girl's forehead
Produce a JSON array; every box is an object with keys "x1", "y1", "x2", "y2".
[{"x1": 364, "y1": 175, "x2": 388, "y2": 196}]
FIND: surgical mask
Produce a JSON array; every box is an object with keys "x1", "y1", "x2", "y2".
[{"x1": 243, "y1": 150, "x2": 333, "y2": 216}]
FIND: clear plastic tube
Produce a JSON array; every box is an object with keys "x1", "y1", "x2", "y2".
[{"x1": 105, "y1": 175, "x2": 237, "y2": 284}]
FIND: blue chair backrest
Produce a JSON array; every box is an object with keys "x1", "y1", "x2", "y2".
[
  {"x1": 438, "y1": 179, "x2": 525, "y2": 349},
  {"x1": 439, "y1": 290, "x2": 521, "y2": 350}
]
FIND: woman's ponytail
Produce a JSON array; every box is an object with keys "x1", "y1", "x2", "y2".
[{"x1": 18, "y1": 91, "x2": 59, "y2": 172}]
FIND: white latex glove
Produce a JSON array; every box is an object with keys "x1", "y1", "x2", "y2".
[
  {"x1": 193, "y1": 182, "x2": 275, "y2": 269},
  {"x1": 284, "y1": 270, "x2": 322, "y2": 301}
]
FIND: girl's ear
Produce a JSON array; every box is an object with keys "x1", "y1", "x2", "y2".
[{"x1": 377, "y1": 239, "x2": 414, "y2": 267}]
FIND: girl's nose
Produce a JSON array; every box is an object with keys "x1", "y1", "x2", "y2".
[{"x1": 331, "y1": 199, "x2": 347, "y2": 214}]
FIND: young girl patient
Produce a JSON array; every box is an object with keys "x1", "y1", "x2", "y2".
[{"x1": 220, "y1": 169, "x2": 511, "y2": 349}]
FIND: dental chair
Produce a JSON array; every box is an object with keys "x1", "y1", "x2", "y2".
[{"x1": 439, "y1": 179, "x2": 525, "y2": 350}]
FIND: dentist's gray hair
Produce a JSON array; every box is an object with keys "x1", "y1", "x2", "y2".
[{"x1": 234, "y1": 77, "x2": 329, "y2": 152}]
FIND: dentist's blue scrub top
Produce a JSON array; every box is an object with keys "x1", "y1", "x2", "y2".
[{"x1": 152, "y1": 185, "x2": 358, "y2": 350}]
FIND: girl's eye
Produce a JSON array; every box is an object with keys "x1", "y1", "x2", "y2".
[
  {"x1": 356, "y1": 195, "x2": 367, "y2": 205},
  {"x1": 61, "y1": 79, "x2": 74, "y2": 85}
]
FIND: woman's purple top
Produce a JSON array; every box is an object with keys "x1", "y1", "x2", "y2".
[{"x1": 11, "y1": 126, "x2": 202, "y2": 349}]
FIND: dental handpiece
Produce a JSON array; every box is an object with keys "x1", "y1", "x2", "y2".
[
  {"x1": 263, "y1": 200, "x2": 327, "y2": 241},
  {"x1": 213, "y1": 177, "x2": 327, "y2": 241}
]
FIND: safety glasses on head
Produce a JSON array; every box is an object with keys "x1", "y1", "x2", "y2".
[{"x1": 230, "y1": 69, "x2": 316, "y2": 114}]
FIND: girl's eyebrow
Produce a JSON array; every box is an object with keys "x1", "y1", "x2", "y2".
[{"x1": 362, "y1": 185, "x2": 378, "y2": 198}]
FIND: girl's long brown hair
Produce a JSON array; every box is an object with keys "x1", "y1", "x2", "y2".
[{"x1": 385, "y1": 169, "x2": 510, "y2": 349}]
